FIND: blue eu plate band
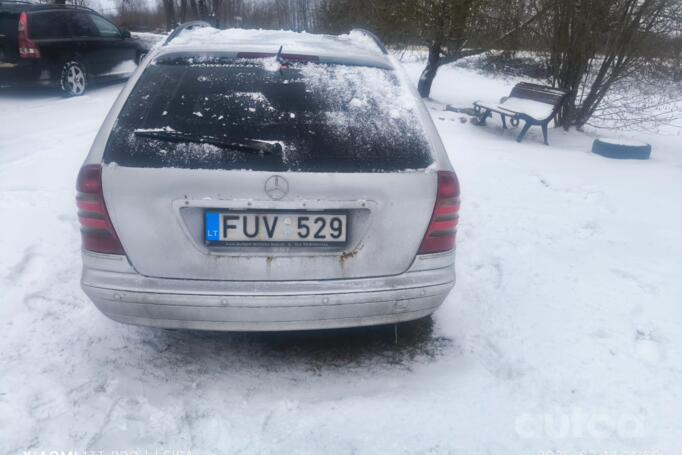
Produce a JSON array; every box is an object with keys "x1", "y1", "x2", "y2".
[{"x1": 205, "y1": 212, "x2": 220, "y2": 241}]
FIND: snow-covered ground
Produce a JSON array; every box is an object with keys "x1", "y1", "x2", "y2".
[{"x1": 1, "y1": 60, "x2": 681, "y2": 454}]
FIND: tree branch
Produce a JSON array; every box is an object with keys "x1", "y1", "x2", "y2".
[{"x1": 440, "y1": 3, "x2": 549, "y2": 65}]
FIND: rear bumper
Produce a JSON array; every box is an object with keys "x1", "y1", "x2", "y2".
[
  {"x1": 0, "y1": 60, "x2": 54, "y2": 87},
  {"x1": 81, "y1": 251, "x2": 455, "y2": 331}
]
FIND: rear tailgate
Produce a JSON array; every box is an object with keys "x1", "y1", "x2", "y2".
[
  {"x1": 99, "y1": 54, "x2": 440, "y2": 281},
  {"x1": 103, "y1": 167, "x2": 436, "y2": 281},
  {"x1": 0, "y1": 11, "x2": 19, "y2": 63}
]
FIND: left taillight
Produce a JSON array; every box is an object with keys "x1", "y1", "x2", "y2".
[
  {"x1": 76, "y1": 164, "x2": 125, "y2": 255},
  {"x1": 18, "y1": 12, "x2": 40, "y2": 59}
]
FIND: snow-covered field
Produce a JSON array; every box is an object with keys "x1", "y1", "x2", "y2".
[{"x1": 1, "y1": 61, "x2": 681, "y2": 454}]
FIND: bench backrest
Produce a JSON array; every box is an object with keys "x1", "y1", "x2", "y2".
[{"x1": 510, "y1": 82, "x2": 568, "y2": 107}]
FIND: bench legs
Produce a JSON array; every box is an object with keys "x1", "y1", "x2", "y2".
[
  {"x1": 541, "y1": 123, "x2": 549, "y2": 145},
  {"x1": 477, "y1": 109, "x2": 509, "y2": 129},
  {"x1": 478, "y1": 109, "x2": 492, "y2": 126},
  {"x1": 516, "y1": 123, "x2": 532, "y2": 143},
  {"x1": 476, "y1": 109, "x2": 551, "y2": 145},
  {"x1": 516, "y1": 120, "x2": 550, "y2": 145}
]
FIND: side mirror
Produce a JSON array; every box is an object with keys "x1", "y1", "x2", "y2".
[{"x1": 121, "y1": 30, "x2": 131, "y2": 39}]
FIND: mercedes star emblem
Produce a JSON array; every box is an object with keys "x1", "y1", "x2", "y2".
[{"x1": 264, "y1": 175, "x2": 289, "y2": 200}]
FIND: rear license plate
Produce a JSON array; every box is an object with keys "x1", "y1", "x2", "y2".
[{"x1": 205, "y1": 211, "x2": 348, "y2": 247}]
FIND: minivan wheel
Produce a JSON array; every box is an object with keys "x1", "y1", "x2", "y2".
[{"x1": 60, "y1": 61, "x2": 87, "y2": 97}]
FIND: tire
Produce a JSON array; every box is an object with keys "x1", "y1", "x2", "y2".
[
  {"x1": 60, "y1": 60, "x2": 87, "y2": 97},
  {"x1": 136, "y1": 51, "x2": 147, "y2": 66},
  {"x1": 592, "y1": 138, "x2": 651, "y2": 160}
]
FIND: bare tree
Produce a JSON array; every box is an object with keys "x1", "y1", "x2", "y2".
[
  {"x1": 180, "y1": 0, "x2": 189, "y2": 22},
  {"x1": 220, "y1": 0, "x2": 243, "y2": 27},
  {"x1": 161, "y1": 0, "x2": 176, "y2": 30},
  {"x1": 667, "y1": 2, "x2": 682, "y2": 81},
  {"x1": 211, "y1": 0, "x2": 223, "y2": 26},
  {"x1": 189, "y1": 0, "x2": 200, "y2": 20},
  {"x1": 319, "y1": 0, "x2": 484, "y2": 96},
  {"x1": 410, "y1": 0, "x2": 547, "y2": 98},
  {"x1": 408, "y1": 0, "x2": 482, "y2": 98},
  {"x1": 541, "y1": 0, "x2": 680, "y2": 129}
]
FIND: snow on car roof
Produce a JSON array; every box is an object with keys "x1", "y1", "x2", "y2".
[{"x1": 160, "y1": 27, "x2": 393, "y2": 69}]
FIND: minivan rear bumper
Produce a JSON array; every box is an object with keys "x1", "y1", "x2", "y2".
[{"x1": 81, "y1": 251, "x2": 455, "y2": 331}]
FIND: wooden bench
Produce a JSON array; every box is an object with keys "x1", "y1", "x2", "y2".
[{"x1": 473, "y1": 82, "x2": 569, "y2": 144}]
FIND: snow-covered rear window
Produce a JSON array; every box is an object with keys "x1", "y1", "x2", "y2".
[{"x1": 104, "y1": 56, "x2": 432, "y2": 172}]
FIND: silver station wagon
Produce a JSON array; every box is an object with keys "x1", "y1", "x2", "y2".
[{"x1": 77, "y1": 25, "x2": 460, "y2": 331}]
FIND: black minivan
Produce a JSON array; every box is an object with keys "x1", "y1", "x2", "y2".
[{"x1": 0, "y1": 1, "x2": 148, "y2": 95}]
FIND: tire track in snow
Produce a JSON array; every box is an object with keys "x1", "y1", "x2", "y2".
[{"x1": 4, "y1": 245, "x2": 41, "y2": 284}]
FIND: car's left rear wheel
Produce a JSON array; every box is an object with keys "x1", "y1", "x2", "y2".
[
  {"x1": 60, "y1": 60, "x2": 87, "y2": 97},
  {"x1": 136, "y1": 51, "x2": 147, "y2": 65}
]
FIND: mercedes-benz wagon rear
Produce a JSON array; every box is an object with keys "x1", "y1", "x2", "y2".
[{"x1": 78, "y1": 27, "x2": 459, "y2": 331}]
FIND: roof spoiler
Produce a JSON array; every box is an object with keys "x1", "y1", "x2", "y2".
[
  {"x1": 48, "y1": 4, "x2": 98, "y2": 13},
  {"x1": 350, "y1": 28, "x2": 388, "y2": 55},
  {"x1": 0, "y1": 0, "x2": 97, "y2": 12},
  {"x1": 163, "y1": 21, "x2": 212, "y2": 46}
]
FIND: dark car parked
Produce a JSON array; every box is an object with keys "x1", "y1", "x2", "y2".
[{"x1": 0, "y1": 1, "x2": 148, "y2": 95}]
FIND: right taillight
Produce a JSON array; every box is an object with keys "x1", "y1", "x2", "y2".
[
  {"x1": 76, "y1": 164, "x2": 125, "y2": 255},
  {"x1": 418, "y1": 170, "x2": 461, "y2": 255},
  {"x1": 18, "y1": 12, "x2": 40, "y2": 59}
]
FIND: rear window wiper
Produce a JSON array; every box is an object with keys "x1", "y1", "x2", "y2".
[{"x1": 133, "y1": 129, "x2": 282, "y2": 154}]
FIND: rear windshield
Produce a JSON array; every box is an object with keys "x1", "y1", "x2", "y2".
[{"x1": 104, "y1": 56, "x2": 433, "y2": 172}]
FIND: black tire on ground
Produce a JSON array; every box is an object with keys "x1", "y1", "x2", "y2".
[
  {"x1": 136, "y1": 51, "x2": 147, "y2": 65},
  {"x1": 592, "y1": 138, "x2": 651, "y2": 160},
  {"x1": 60, "y1": 60, "x2": 87, "y2": 97}
]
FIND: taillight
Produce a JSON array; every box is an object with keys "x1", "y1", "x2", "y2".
[
  {"x1": 18, "y1": 12, "x2": 40, "y2": 59},
  {"x1": 418, "y1": 171, "x2": 461, "y2": 255},
  {"x1": 76, "y1": 164, "x2": 125, "y2": 255}
]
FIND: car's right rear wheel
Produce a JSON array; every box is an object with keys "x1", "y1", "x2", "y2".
[{"x1": 60, "y1": 60, "x2": 87, "y2": 97}]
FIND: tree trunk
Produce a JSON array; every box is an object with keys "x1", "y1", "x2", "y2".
[
  {"x1": 180, "y1": 0, "x2": 188, "y2": 23},
  {"x1": 417, "y1": 42, "x2": 441, "y2": 98},
  {"x1": 198, "y1": 0, "x2": 208, "y2": 20},
  {"x1": 211, "y1": 0, "x2": 223, "y2": 27},
  {"x1": 674, "y1": 39, "x2": 682, "y2": 82},
  {"x1": 162, "y1": 0, "x2": 176, "y2": 31},
  {"x1": 414, "y1": 2, "x2": 548, "y2": 100},
  {"x1": 189, "y1": 0, "x2": 200, "y2": 20}
]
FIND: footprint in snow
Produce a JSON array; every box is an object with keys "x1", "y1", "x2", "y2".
[
  {"x1": 612, "y1": 268, "x2": 658, "y2": 295},
  {"x1": 4, "y1": 245, "x2": 43, "y2": 284},
  {"x1": 576, "y1": 220, "x2": 599, "y2": 239},
  {"x1": 635, "y1": 329, "x2": 662, "y2": 365},
  {"x1": 471, "y1": 337, "x2": 526, "y2": 381},
  {"x1": 530, "y1": 175, "x2": 550, "y2": 187}
]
